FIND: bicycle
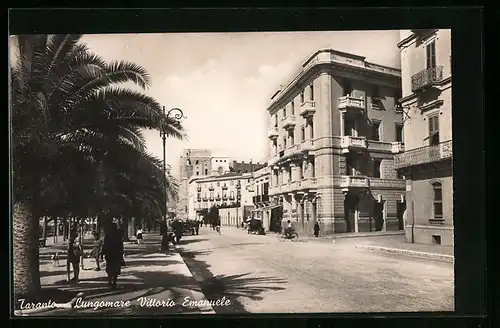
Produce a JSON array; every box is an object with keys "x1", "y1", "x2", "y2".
[{"x1": 278, "y1": 231, "x2": 299, "y2": 242}]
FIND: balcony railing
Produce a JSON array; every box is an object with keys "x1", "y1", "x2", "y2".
[
  {"x1": 267, "y1": 128, "x2": 279, "y2": 139},
  {"x1": 252, "y1": 195, "x2": 261, "y2": 204},
  {"x1": 222, "y1": 184, "x2": 228, "y2": 190},
  {"x1": 340, "y1": 176, "x2": 369, "y2": 191},
  {"x1": 236, "y1": 184, "x2": 241, "y2": 189},
  {"x1": 338, "y1": 96, "x2": 366, "y2": 111},
  {"x1": 282, "y1": 115, "x2": 296, "y2": 129},
  {"x1": 299, "y1": 100, "x2": 316, "y2": 117},
  {"x1": 236, "y1": 194, "x2": 241, "y2": 200},
  {"x1": 391, "y1": 142, "x2": 405, "y2": 154},
  {"x1": 197, "y1": 187, "x2": 201, "y2": 192},
  {"x1": 215, "y1": 196, "x2": 221, "y2": 201},
  {"x1": 209, "y1": 196, "x2": 214, "y2": 201},
  {"x1": 209, "y1": 186, "x2": 214, "y2": 191},
  {"x1": 222, "y1": 195, "x2": 228, "y2": 200},
  {"x1": 341, "y1": 136, "x2": 368, "y2": 153},
  {"x1": 411, "y1": 66, "x2": 443, "y2": 92},
  {"x1": 394, "y1": 140, "x2": 452, "y2": 169},
  {"x1": 229, "y1": 195, "x2": 235, "y2": 201}
]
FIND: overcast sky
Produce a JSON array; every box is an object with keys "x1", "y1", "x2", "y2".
[{"x1": 81, "y1": 31, "x2": 401, "y2": 178}]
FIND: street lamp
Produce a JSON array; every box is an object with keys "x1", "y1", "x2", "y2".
[{"x1": 160, "y1": 106, "x2": 186, "y2": 224}]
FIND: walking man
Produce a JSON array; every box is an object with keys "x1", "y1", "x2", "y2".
[{"x1": 314, "y1": 221, "x2": 320, "y2": 238}]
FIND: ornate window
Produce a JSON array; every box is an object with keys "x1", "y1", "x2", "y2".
[{"x1": 432, "y1": 182, "x2": 443, "y2": 218}]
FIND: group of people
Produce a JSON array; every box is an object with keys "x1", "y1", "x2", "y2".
[
  {"x1": 65, "y1": 222, "x2": 126, "y2": 289},
  {"x1": 283, "y1": 220, "x2": 321, "y2": 238}
]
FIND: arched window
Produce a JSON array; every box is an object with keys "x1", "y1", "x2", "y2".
[{"x1": 432, "y1": 182, "x2": 443, "y2": 218}]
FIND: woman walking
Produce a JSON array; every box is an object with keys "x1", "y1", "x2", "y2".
[
  {"x1": 90, "y1": 231, "x2": 103, "y2": 271},
  {"x1": 102, "y1": 223, "x2": 123, "y2": 289}
]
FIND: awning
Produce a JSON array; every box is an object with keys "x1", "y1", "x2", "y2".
[
  {"x1": 260, "y1": 204, "x2": 282, "y2": 211},
  {"x1": 423, "y1": 131, "x2": 439, "y2": 141}
]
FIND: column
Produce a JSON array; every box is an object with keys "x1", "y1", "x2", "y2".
[
  {"x1": 382, "y1": 201, "x2": 387, "y2": 232},
  {"x1": 311, "y1": 200, "x2": 317, "y2": 224},
  {"x1": 340, "y1": 112, "x2": 345, "y2": 137},
  {"x1": 308, "y1": 160, "x2": 315, "y2": 178},
  {"x1": 290, "y1": 163, "x2": 298, "y2": 182},
  {"x1": 354, "y1": 208, "x2": 359, "y2": 233},
  {"x1": 298, "y1": 198, "x2": 304, "y2": 227}
]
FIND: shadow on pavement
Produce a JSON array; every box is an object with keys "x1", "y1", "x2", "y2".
[
  {"x1": 174, "y1": 238, "x2": 209, "y2": 246},
  {"x1": 177, "y1": 248, "x2": 287, "y2": 314}
]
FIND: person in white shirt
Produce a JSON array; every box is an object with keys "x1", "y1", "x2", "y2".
[{"x1": 136, "y1": 227, "x2": 143, "y2": 245}]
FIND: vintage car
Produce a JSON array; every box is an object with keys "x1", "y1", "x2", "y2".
[{"x1": 247, "y1": 218, "x2": 265, "y2": 235}]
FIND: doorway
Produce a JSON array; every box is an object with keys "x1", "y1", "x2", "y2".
[
  {"x1": 396, "y1": 201, "x2": 406, "y2": 230},
  {"x1": 373, "y1": 200, "x2": 385, "y2": 231},
  {"x1": 344, "y1": 195, "x2": 358, "y2": 232}
]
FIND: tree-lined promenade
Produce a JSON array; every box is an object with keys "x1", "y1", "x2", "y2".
[{"x1": 11, "y1": 34, "x2": 185, "y2": 300}]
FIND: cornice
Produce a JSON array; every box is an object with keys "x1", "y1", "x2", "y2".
[{"x1": 266, "y1": 50, "x2": 401, "y2": 114}]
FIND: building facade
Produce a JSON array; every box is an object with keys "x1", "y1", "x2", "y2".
[
  {"x1": 188, "y1": 172, "x2": 255, "y2": 225},
  {"x1": 266, "y1": 49, "x2": 406, "y2": 236},
  {"x1": 250, "y1": 167, "x2": 282, "y2": 233},
  {"x1": 395, "y1": 29, "x2": 453, "y2": 246},
  {"x1": 231, "y1": 161, "x2": 267, "y2": 174}
]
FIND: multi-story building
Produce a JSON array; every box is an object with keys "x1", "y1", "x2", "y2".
[
  {"x1": 177, "y1": 149, "x2": 212, "y2": 219},
  {"x1": 266, "y1": 48, "x2": 406, "y2": 236},
  {"x1": 249, "y1": 167, "x2": 282, "y2": 232},
  {"x1": 188, "y1": 172, "x2": 254, "y2": 225},
  {"x1": 395, "y1": 29, "x2": 453, "y2": 246},
  {"x1": 231, "y1": 161, "x2": 267, "y2": 174}
]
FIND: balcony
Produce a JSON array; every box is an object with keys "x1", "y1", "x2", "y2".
[
  {"x1": 281, "y1": 183, "x2": 292, "y2": 194},
  {"x1": 222, "y1": 195, "x2": 228, "y2": 201},
  {"x1": 282, "y1": 115, "x2": 296, "y2": 130},
  {"x1": 229, "y1": 195, "x2": 235, "y2": 201},
  {"x1": 394, "y1": 140, "x2": 452, "y2": 169},
  {"x1": 299, "y1": 100, "x2": 316, "y2": 117},
  {"x1": 202, "y1": 196, "x2": 208, "y2": 201},
  {"x1": 268, "y1": 154, "x2": 279, "y2": 167},
  {"x1": 411, "y1": 66, "x2": 443, "y2": 93},
  {"x1": 215, "y1": 196, "x2": 221, "y2": 201},
  {"x1": 391, "y1": 142, "x2": 405, "y2": 154},
  {"x1": 338, "y1": 96, "x2": 366, "y2": 113},
  {"x1": 261, "y1": 195, "x2": 270, "y2": 202},
  {"x1": 341, "y1": 136, "x2": 368, "y2": 154},
  {"x1": 197, "y1": 198, "x2": 201, "y2": 202},
  {"x1": 237, "y1": 194, "x2": 241, "y2": 200},
  {"x1": 300, "y1": 139, "x2": 314, "y2": 153},
  {"x1": 268, "y1": 128, "x2": 279, "y2": 140},
  {"x1": 252, "y1": 195, "x2": 261, "y2": 204},
  {"x1": 269, "y1": 186, "x2": 281, "y2": 196},
  {"x1": 208, "y1": 186, "x2": 214, "y2": 191},
  {"x1": 340, "y1": 176, "x2": 369, "y2": 193},
  {"x1": 292, "y1": 177, "x2": 317, "y2": 192},
  {"x1": 236, "y1": 184, "x2": 241, "y2": 189},
  {"x1": 222, "y1": 184, "x2": 228, "y2": 190},
  {"x1": 209, "y1": 196, "x2": 214, "y2": 201},
  {"x1": 197, "y1": 186, "x2": 201, "y2": 192}
]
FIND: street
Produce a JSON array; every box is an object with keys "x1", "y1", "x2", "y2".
[{"x1": 176, "y1": 226, "x2": 455, "y2": 313}]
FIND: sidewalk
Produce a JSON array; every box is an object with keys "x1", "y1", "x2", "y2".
[{"x1": 17, "y1": 234, "x2": 215, "y2": 316}]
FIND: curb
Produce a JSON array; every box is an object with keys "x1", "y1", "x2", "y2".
[
  {"x1": 354, "y1": 244, "x2": 454, "y2": 263},
  {"x1": 173, "y1": 245, "x2": 216, "y2": 314},
  {"x1": 14, "y1": 291, "x2": 85, "y2": 316}
]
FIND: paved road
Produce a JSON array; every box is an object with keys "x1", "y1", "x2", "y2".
[{"x1": 176, "y1": 226, "x2": 454, "y2": 314}]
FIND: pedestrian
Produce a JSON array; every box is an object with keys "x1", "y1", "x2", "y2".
[
  {"x1": 90, "y1": 231, "x2": 103, "y2": 271},
  {"x1": 195, "y1": 220, "x2": 200, "y2": 235},
  {"x1": 102, "y1": 223, "x2": 123, "y2": 289},
  {"x1": 66, "y1": 229, "x2": 82, "y2": 283},
  {"x1": 136, "y1": 226, "x2": 143, "y2": 245},
  {"x1": 314, "y1": 221, "x2": 320, "y2": 237}
]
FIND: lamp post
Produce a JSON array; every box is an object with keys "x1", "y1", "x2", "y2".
[{"x1": 160, "y1": 106, "x2": 186, "y2": 224}]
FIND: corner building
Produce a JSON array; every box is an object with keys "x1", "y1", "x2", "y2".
[
  {"x1": 395, "y1": 30, "x2": 453, "y2": 246},
  {"x1": 266, "y1": 49, "x2": 406, "y2": 236}
]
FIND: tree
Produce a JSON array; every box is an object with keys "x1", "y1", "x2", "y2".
[{"x1": 11, "y1": 34, "x2": 185, "y2": 298}]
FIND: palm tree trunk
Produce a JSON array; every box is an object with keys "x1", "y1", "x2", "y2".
[
  {"x1": 42, "y1": 217, "x2": 48, "y2": 239},
  {"x1": 129, "y1": 217, "x2": 136, "y2": 240},
  {"x1": 13, "y1": 202, "x2": 41, "y2": 299},
  {"x1": 122, "y1": 216, "x2": 130, "y2": 242},
  {"x1": 53, "y1": 217, "x2": 58, "y2": 243}
]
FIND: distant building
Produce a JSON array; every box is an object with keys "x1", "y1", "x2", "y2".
[
  {"x1": 176, "y1": 149, "x2": 267, "y2": 219},
  {"x1": 395, "y1": 29, "x2": 453, "y2": 246},
  {"x1": 265, "y1": 48, "x2": 405, "y2": 236},
  {"x1": 249, "y1": 167, "x2": 282, "y2": 233},
  {"x1": 230, "y1": 160, "x2": 266, "y2": 174},
  {"x1": 188, "y1": 172, "x2": 254, "y2": 225}
]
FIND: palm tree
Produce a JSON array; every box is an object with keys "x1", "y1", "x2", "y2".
[{"x1": 11, "y1": 34, "x2": 185, "y2": 298}]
